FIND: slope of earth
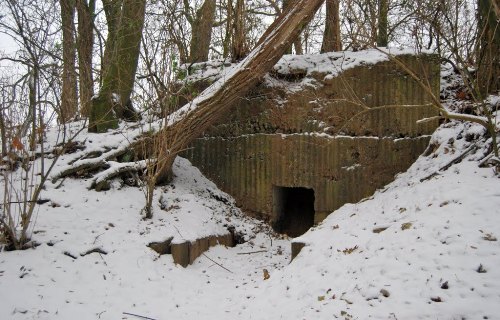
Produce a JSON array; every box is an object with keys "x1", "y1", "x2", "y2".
[
  {"x1": 251, "y1": 119, "x2": 500, "y2": 319},
  {"x1": 0, "y1": 62, "x2": 499, "y2": 319},
  {"x1": 1, "y1": 120, "x2": 498, "y2": 320},
  {"x1": 0, "y1": 152, "x2": 291, "y2": 319}
]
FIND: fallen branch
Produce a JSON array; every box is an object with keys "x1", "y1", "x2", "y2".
[
  {"x1": 122, "y1": 312, "x2": 158, "y2": 320},
  {"x1": 420, "y1": 143, "x2": 477, "y2": 182},
  {"x1": 202, "y1": 253, "x2": 233, "y2": 273},
  {"x1": 237, "y1": 250, "x2": 268, "y2": 255},
  {"x1": 63, "y1": 251, "x2": 78, "y2": 259},
  {"x1": 91, "y1": 160, "x2": 147, "y2": 188}
]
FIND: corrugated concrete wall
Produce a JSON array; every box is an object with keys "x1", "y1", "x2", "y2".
[
  {"x1": 205, "y1": 54, "x2": 440, "y2": 138},
  {"x1": 185, "y1": 135, "x2": 430, "y2": 223},
  {"x1": 182, "y1": 53, "x2": 440, "y2": 227}
]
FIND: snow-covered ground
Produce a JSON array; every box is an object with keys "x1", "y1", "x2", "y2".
[
  {"x1": 1, "y1": 118, "x2": 499, "y2": 319},
  {"x1": 1, "y1": 59, "x2": 499, "y2": 319}
]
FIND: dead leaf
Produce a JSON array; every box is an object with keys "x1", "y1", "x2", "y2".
[
  {"x1": 401, "y1": 222, "x2": 412, "y2": 230},
  {"x1": 263, "y1": 269, "x2": 270, "y2": 280},
  {"x1": 12, "y1": 136, "x2": 24, "y2": 151},
  {"x1": 339, "y1": 245, "x2": 358, "y2": 254},
  {"x1": 373, "y1": 226, "x2": 388, "y2": 233},
  {"x1": 482, "y1": 232, "x2": 497, "y2": 242}
]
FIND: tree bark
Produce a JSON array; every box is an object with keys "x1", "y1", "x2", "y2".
[
  {"x1": 188, "y1": 0, "x2": 216, "y2": 63},
  {"x1": 283, "y1": 0, "x2": 304, "y2": 54},
  {"x1": 231, "y1": 0, "x2": 247, "y2": 61},
  {"x1": 377, "y1": 0, "x2": 389, "y2": 47},
  {"x1": 153, "y1": 0, "x2": 325, "y2": 183},
  {"x1": 100, "y1": 0, "x2": 122, "y2": 81},
  {"x1": 321, "y1": 0, "x2": 341, "y2": 52},
  {"x1": 477, "y1": 0, "x2": 500, "y2": 95},
  {"x1": 89, "y1": 0, "x2": 146, "y2": 133},
  {"x1": 60, "y1": 0, "x2": 78, "y2": 123},
  {"x1": 76, "y1": 0, "x2": 95, "y2": 117},
  {"x1": 0, "y1": 104, "x2": 6, "y2": 158},
  {"x1": 223, "y1": 0, "x2": 233, "y2": 59}
]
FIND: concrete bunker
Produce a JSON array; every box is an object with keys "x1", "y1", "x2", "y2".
[
  {"x1": 180, "y1": 50, "x2": 441, "y2": 239},
  {"x1": 273, "y1": 186, "x2": 315, "y2": 237}
]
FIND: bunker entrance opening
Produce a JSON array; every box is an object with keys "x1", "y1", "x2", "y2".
[{"x1": 272, "y1": 186, "x2": 315, "y2": 237}]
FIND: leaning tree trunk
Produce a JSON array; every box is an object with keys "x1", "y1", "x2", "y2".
[
  {"x1": 152, "y1": 0, "x2": 325, "y2": 183},
  {"x1": 89, "y1": 0, "x2": 146, "y2": 133},
  {"x1": 321, "y1": 0, "x2": 341, "y2": 52},
  {"x1": 60, "y1": 0, "x2": 78, "y2": 123}
]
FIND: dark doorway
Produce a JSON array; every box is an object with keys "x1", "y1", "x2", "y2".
[{"x1": 272, "y1": 186, "x2": 315, "y2": 237}]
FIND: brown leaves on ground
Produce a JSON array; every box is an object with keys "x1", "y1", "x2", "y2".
[
  {"x1": 263, "y1": 268, "x2": 270, "y2": 280},
  {"x1": 339, "y1": 245, "x2": 358, "y2": 254}
]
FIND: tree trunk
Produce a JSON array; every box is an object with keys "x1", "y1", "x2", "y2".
[
  {"x1": 89, "y1": 0, "x2": 146, "y2": 133},
  {"x1": 100, "y1": 0, "x2": 122, "y2": 82},
  {"x1": 188, "y1": 0, "x2": 216, "y2": 63},
  {"x1": 477, "y1": 0, "x2": 500, "y2": 95},
  {"x1": 223, "y1": 0, "x2": 233, "y2": 59},
  {"x1": 28, "y1": 66, "x2": 38, "y2": 151},
  {"x1": 76, "y1": 0, "x2": 95, "y2": 117},
  {"x1": 283, "y1": 0, "x2": 304, "y2": 54},
  {"x1": 153, "y1": 0, "x2": 325, "y2": 183},
  {"x1": 60, "y1": 0, "x2": 78, "y2": 123},
  {"x1": 321, "y1": 0, "x2": 341, "y2": 52},
  {"x1": 377, "y1": 0, "x2": 389, "y2": 47},
  {"x1": 0, "y1": 104, "x2": 6, "y2": 158},
  {"x1": 231, "y1": 0, "x2": 247, "y2": 61}
]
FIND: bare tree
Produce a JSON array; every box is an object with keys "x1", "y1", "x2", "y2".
[
  {"x1": 377, "y1": 0, "x2": 389, "y2": 46},
  {"x1": 89, "y1": 0, "x2": 146, "y2": 133},
  {"x1": 0, "y1": 0, "x2": 61, "y2": 147},
  {"x1": 321, "y1": 0, "x2": 341, "y2": 52},
  {"x1": 283, "y1": 0, "x2": 304, "y2": 54},
  {"x1": 477, "y1": 0, "x2": 500, "y2": 94},
  {"x1": 76, "y1": 0, "x2": 95, "y2": 117},
  {"x1": 60, "y1": 0, "x2": 78, "y2": 123},
  {"x1": 185, "y1": 0, "x2": 217, "y2": 63},
  {"x1": 231, "y1": 0, "x2": 248, "y2": 61}
]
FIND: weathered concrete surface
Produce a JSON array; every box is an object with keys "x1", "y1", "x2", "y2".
[
  {"x1": 204, "y1": 54, "x2": 440, "y2": 138},
  {"x1": 185, "y1": 134, "x2": 431, "y2": 224},
  {"x1": 180, "y1": 52, "x2": 440, "y2": 235},
  {"x1": 170, "y1": 233, "x2": 234, "y2": 267}
]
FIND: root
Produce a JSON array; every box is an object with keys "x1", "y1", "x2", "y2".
[{"x1": 50, "y1": 137, "x2": 148, "y2": 190}]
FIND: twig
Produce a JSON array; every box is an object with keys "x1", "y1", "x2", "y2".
[
  {"x1": 202, "y1": 253, "x2": 233, "y2": 273},
  {"x1": 1, "y1": 199, "x2": 50, "y2": 205},
  {"x1": 93, "y1": 233, "x2": 104, "y2": 245},
  {"x1": 237, "y1": 250, "x2": 267, "y2": 255},
  {"x1": 122, "y1": 312, "x2": 158, "y2": 320},
  {"x1": 63, "y1": 251, "x2": 78, "y2": 259}
]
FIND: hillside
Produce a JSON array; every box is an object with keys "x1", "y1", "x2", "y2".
[{"x1": 0, "y1": 63, "x2": 499, "y2": 319}]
